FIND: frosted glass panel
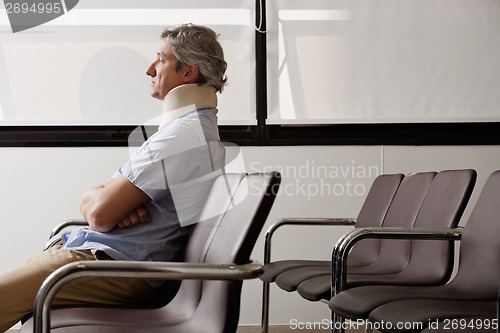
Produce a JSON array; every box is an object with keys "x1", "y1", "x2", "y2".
[
  {"x1": 0, "y1": 0, "x2": 255, "y2": 125},
  {"x1": 267, "y1": 0, "x2": 500, "y2": 124}
]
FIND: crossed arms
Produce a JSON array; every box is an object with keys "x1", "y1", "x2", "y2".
[{"x1": 80, "y1": 176, "x2": 152, "y2": 233}]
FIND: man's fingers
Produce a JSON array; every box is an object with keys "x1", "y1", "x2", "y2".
[
  {"x1": 118, "y1": 207, "x2": 150, "y2": 229},
  {"x1": 136, "y1": 205, "x2": 152, "y2": 223},
  {"x1": 118, "y1": 217, "x2": 131, "y2": 228}
]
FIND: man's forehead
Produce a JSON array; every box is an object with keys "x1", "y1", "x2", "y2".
[{"x1": 158, "y1": 40, "x2": 172, "y2": 55}]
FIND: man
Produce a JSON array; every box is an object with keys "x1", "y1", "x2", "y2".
[{"x1": 0, "y1": 23, "x2": 227, "y2": 332}]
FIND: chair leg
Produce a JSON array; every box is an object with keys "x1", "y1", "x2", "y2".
[{"x1": 261, "y1": 281, "x2": 270, "y2": 333}]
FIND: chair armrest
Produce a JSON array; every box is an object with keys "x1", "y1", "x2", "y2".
[
  {"x1": 33, "y1": 260, "x2": 262, "y2": 333},
  {"x1": 331, "y1": 226, "x2": 464, "y2": 295},
  {"x1": 264, "y1": 217, "x2": 356, "y2": 264}
]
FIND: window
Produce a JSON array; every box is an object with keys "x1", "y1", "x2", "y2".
[
  {"x1": 0, "y1": 0, "x2": 255, "y2": 126},
  {"x1": 267, "y1": 0, "x2": 500, "y2": 124}
]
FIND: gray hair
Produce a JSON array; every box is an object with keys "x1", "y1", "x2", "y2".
[{"x1": 160, "y1": 24, "x2": 228, "y2": 93}]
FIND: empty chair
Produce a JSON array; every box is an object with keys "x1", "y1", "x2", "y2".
[
  {"x1": 261, "y1": 173, "x2": 405, "y2": 283},
  {"x1": 21, "y1": 172, "x2": 281, "y2": 333},
  {"x1": 332, "y1": 169, "x2": 476, "y2": 295},
  {"x1": 330, "y1": 170, "x2": 500, "y2": 333},
  {"x1": 274, "y1": 171, "x2": 437, "y2": 297},
  {"x1": 261, "y1": 172, "x2": 430, "y2": 332},
  {"x1": 274, "y1": 169, "x2": 476, "y2": 311}
]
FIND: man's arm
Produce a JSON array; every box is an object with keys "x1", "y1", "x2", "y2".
[{"x1": 80, "y1": 176, "x2": 151, "y2": 232}]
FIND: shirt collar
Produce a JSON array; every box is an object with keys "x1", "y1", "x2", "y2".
[{"x1": 159, "y1": 83, "x2": 218, "y2": 130}]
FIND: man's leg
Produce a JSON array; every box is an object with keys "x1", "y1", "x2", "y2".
[{"x1": 0, "y1": 245, "x2": 154, "y2": 332}]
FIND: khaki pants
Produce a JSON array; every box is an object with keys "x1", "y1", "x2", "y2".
[{"x1": 0, "y1": 245, "x2": 154, "y2": 333}]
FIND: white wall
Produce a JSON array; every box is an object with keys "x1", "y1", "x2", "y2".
[{"x1": 1, "y1": 145, "x2": 499, "y2": 327}]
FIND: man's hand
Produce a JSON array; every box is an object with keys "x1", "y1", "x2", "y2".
[
  {"x1": 81, "y1": 176, "x2": 150, "y2": 232},
  {"x1": 117, "y1": 205, "x2": 152, "y2": 228}
]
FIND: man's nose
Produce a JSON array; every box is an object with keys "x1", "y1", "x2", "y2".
[{"x1": 146, "y1": 62, "x2": 156, "y2": 77}]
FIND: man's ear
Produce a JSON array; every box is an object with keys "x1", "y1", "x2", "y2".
[{"x1": 183, "y1": 64, "x2": 200, "y2": 83}]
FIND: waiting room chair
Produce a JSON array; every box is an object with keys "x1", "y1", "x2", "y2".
[
  {"x1": 272, "y1": 172, "x2": 440, "y2": 296},
  {"x1": 329, "y1": 170, "x2": 500, "y2": 333},
  {"x1": 262, "y1": 169, "x2": 476, "y2": 333},
  {"x1": 21, "y1": 172, "x2": 281, "y2": 333},
  {"x1": 331, "y1": 169, "x2": 476, "y2": 296},
  {"x1": 261, "y1": 172, "x2": 433, "y2": 332},
  {"x1": 262, "y1": 168, "x2": 474, "y2": 333}
]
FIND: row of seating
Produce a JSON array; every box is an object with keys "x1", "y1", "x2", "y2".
[{"x1": 261, "y1": 169, "x2": 500, "y2": 333}]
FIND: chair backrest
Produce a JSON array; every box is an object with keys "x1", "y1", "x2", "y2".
[
  {"x1": 156, "y1": 172, "x2": 281, "y2": 333},
  {"x1": 392, "y1": 169, "x2": 476, "y2": 284},
  {"x1": 348, "y1": 169, "x2": 476, "y2": 287},
  {"x1": 346, "y1": 173, "x2": 404, "y2": 267},
  {"x1": 448, "y1": 170, "x2": 500, "y2": 299},
  {"x1": 348, "y1": 171, "x2": 437, "y2": 275}
]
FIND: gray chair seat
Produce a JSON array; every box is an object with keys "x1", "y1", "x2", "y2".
[
  {"x1": 296, "y1": 274, "x2": 331, "y2": 301},
  {"x1": 331, "y1": 285, "x2": 484, "y2": 320},
  {"x1": 274, "y1": 265, "x2": 331, "y2": 291},
  {"x1": 259, "y1": 260, "x2": 328, "y2": 283}
]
